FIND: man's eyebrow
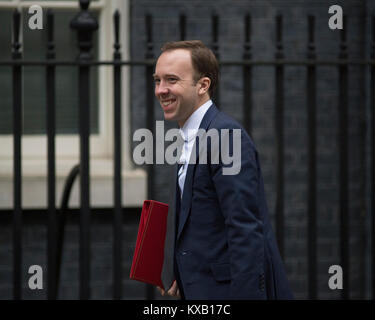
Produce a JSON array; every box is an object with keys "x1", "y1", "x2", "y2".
[
  {"x1": 152, "y1": 73, "x2": 179, "y2": 78},
  {"x1": 165, "y1": 74, "x2": 179, "y2": 77}
]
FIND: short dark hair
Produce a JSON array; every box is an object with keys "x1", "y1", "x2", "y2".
[{"x1": 161, "y1": 40, "x2": 219, "y2": 98}]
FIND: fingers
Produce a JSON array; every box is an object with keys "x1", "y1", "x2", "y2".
[
  {"x1": 158, "y1": 280, "x2": 181, "y2": 298},
  {"x1": 167, "y1": 280, "x2": 177, "y2": 296},
  {"x1": 156, "y1": 286, "x2": 166, "y2": 296},
  {"x1": 167, "y1": 280, "x2": 180, "y2": 297}
]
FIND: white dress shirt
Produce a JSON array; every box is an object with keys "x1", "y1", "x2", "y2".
[{"x1": 178, "y1": 99, "x2": 212, "y2": 197}]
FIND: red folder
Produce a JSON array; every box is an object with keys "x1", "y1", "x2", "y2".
[{"x1": 130, "y1": 200, "x2": 169, "y2": 289}]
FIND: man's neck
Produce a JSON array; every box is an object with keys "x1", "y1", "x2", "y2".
[
  {"x1": 178, "y1": 99, "x2": 212, "y2": 130},
  {"x1": 178, "y1": 97, "x2": 210, "y2": 128}
]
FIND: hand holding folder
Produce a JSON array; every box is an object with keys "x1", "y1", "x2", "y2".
[{"x1": 130, "y1": 200, "x2": 169, "y2": 289}]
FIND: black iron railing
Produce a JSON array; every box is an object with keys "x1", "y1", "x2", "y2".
[{"x1": 56, "y1": 164, "x2": 80, "y2": 300}]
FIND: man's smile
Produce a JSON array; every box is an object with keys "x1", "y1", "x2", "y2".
[{"x1": 161, "y1": 98, "x2": 177, "y2": 110}]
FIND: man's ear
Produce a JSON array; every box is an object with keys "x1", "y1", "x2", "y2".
[{"x1": 198, "y1": 77, "x2": 211, "y2": 95}]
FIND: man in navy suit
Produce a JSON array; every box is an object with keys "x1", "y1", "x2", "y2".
[{"x1": 154, "y1": 40, "x2": 293, "y2": 299}]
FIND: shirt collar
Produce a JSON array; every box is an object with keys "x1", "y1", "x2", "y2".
[{"x1": 179, "y1": 99, "x2": 212, "y2": 142}]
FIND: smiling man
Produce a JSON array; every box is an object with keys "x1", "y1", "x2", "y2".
[
  {"x1": 153, "y1": 46, "x2": 213, "y2": 127},
  {"x1": 153, "y1": 40, "x2": 293, "y2": 300}
]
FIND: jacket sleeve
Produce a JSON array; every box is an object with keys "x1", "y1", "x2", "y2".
[{"x1": 210, "y1": 127, "x2": 267, "y2": 299}]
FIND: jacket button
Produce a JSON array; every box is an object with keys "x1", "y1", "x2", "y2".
[{"x1": 259, "y1": 274, "x2": 265, "y2": 291}]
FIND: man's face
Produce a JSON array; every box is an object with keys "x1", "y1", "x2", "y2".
[{"x1": 154, "y1": 49, "x2": 203, "y2": 127}]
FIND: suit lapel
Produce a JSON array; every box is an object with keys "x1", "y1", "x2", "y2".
[{"x1": 176, "y1": 104, "x2": 219, "y2": 241}]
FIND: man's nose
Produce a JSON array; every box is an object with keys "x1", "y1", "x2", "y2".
[{"x1": 155, "y1": 81, "x2": 169, "y2": 96}]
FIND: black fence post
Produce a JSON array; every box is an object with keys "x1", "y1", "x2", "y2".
[
  {"x1": 211, "y1": 14, "x2": 220, "y2": 108},
  {"x1": 56, "y1": 164, "x2": 80, "y2": 299},
  {"x1": 145, "y1": 13, "x2": 155, "y2": 300},
  {"x1": 179, "y1": 14, "x2": 186, "y2": 41},
  {"x1": 46, "y1": 9, "x2": 58, "y2": 300},
  {"x1": 275, "y1": 15, "x2": 285, "y2": 259},
  {"x1": 372, "y1": 16, "x2": 375, "y2": 301},
  {"x1": 306, "y1": 15, "x2": 317, "y2": 300},
  {"x1": 70, "y1": 0, "x2": 98, "y2": 300},
  {"x1": 12, "y1": 8, "x2": 23, "y2": 301},
  {"x1": 243, "y1": 14, "x2": 252, "y2": 135},
  {"x1": 113, "y1": 9, "x2": 123, "y2": 300},
  {"x1": 338, "y1": 16, "x2": 349, "y2": 300}
]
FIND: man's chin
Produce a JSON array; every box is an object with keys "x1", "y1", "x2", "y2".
[{"x1": 163, "y1": 112, "x2": 177, "y2": 122}]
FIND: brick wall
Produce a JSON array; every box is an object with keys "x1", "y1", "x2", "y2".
[{"x1": 0, "y1": 210, "x2": 148, "y2": 300}]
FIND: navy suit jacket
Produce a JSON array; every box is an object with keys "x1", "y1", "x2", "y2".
[{"x1": 173, "y1": 104, "x2": 293, "y2": 300}]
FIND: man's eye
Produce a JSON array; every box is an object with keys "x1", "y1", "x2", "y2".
[
  {"x1": 154, "y1": 78, "x2": 160, "y2": 84},
  {"x1": 168, "y1": 78, "x2": 177, "y2": 83}
]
